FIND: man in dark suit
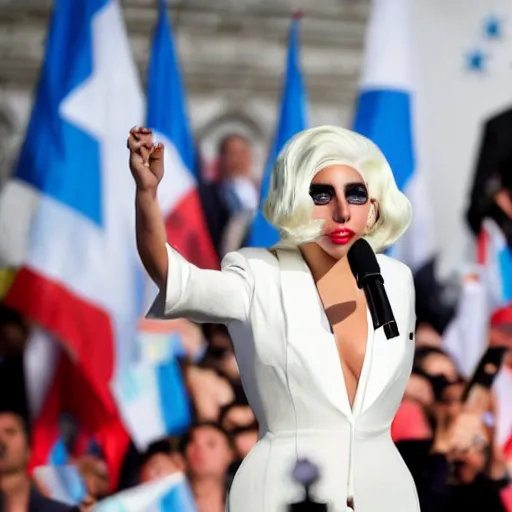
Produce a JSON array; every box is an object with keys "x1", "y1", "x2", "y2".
[
  {"x1": 199, "y1": 134, "x2": 258, "y2": 257},
  {"x1": 0, "y1": 408, "x2": 77, "y2": 511},
  {"x1": 466, "y1": 108, "x2": 512, "y2": 247}
]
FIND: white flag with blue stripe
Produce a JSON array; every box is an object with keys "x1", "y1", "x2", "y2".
[
  {"x1": 92, "y1": 473, "x2": 196, "y2": 512},
  {"x1": 353, "y1": 0, "x2": 434, "y2": 269},
  {"x1": 112, "y1": 353, "x2": 191, "y2": 452},
  {"x1": 33, "y1": 465, "x2": 87, "y2": 506},
  {"x1": 479, "y1": 219, "x2": 512, "y2": 310}
]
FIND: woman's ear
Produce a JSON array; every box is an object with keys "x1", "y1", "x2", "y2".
[{"x1": 364, "y1": 199, "x2": 380, "y2": 235}]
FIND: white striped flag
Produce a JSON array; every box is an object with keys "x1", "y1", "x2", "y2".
[
  {"x1": 93, "y1": 473, "x2": 196, "y2": 512},
  {"x1": 477, "y1": 219, "x2": 512, "y2": 310},
  {"x1": 147, "y1": 0, "x2": 218, "y2": 270},
  {"x1": 112, "y1": 354, "x2": 191, "y2": 452},
  {"x1": 33, "y1": 465, "x2": 87, "y2": 506},
  {"x1": 0, "y1": 0, "x2": 145, "y2": 486},
  {"x1": 353, "y1": 0, "x2": 435, "y2": 269}
]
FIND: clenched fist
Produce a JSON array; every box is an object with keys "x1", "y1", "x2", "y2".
[{"x1": 127, "y1": 126, "x2": 164, "y2": 192}]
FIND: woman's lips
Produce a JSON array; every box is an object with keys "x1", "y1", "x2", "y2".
[{"x1": 327, "y1": 229, "x2": 355, "y2": 245}]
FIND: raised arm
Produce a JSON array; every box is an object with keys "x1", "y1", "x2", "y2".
[
  {"x1": 128, "y1": 126, "x2": 167, "y2": 287},
  {"x1": 128, "y1": 127, "x2": 253, "y2": 324}
]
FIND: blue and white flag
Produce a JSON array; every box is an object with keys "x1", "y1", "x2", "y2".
[
  {"x1": 93, "y1": 473, "x2": 196, "y2": 512},
  {"x1": 112, "y1": 354, "x2": 191, "y2": 451},
  {"x1": 33, "y1": 465, "x2": 87, "y2": 506},
  {"x1": 479, "y1": 219, "x2": 512, "y2": 309},
  {"x1": 353, "y1": 0, "x2": 434, "y2": 269},
  {"x1": 0, "y1": 0, "x2": 144, "y2": 475},
  {"x1": 248, "y1": 15, "x2": 308, "y2": 248},
  {"x1": 412, "y1": 1, "x2": 512, "y2": 272},
  {"x1": 146, "y1": 0, "x2": 218, "y2": 271}
]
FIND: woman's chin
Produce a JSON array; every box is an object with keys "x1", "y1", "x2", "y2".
[{"x1": 317, "y1": 239, "x2": 358, "y2": 260}]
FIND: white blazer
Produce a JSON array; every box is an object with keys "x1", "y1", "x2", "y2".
[{"x1": 148, "y1": 245, "x2": 420, "y2": 512}]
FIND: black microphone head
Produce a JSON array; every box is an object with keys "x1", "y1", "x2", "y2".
[{"x1": 347, "y1": 238, "x2": 380, "y2": 287}]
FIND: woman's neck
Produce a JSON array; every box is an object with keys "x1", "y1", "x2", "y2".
[{"x1": 300, "y1": 242, "x2": 352, "y2": 283}]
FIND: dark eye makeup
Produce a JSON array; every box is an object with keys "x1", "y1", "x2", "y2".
[
  {"x1": 309, "y1": 184, "x2": 334, "y2": 205},
  {"x1": 309, "y1": 182, "x2": 369, "y2": 206},
  {"x1": 345, "y1": 183, "x2": 369, "y2": 205}
]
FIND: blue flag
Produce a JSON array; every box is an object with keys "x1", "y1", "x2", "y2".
[
  {"x1": 147, "y1": 0, "x2": 195, "y2": 174},
  {"x1": 248, "y1": 16, "x2": 308, "y2": 247},
  {"x1": 145, "y1": 1, "x2": 218, "y2": 270}
]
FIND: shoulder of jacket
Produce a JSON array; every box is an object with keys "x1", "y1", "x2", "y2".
[
  {"x1": 220, "y1": 248, "x2": 279, "y2": 281},
  {"x1": 227, "y1": 247, "x2": 279, "y2": 265},
  {"x1": 377, "y1": 253, "x2": 413, "y2": 281}
]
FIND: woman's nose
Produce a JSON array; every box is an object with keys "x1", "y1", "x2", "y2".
[{"x1": 332, "y1": 198, "x2": 350, "y2": 224}]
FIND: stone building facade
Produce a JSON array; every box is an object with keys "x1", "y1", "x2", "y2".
[{"x1": 0, "y1": 0, "x2": 369, "y2": 182}]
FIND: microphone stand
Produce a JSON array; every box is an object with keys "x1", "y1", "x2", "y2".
[{"x1": 288, "y1": 459, "x2": 328, "y2": 512}]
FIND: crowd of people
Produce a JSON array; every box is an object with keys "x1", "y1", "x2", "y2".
[
  {"x1": 0, "y1": 131, "x2": 511, "y2": 511},
  {"x1": 1, "y1": 302, "x2": 512, "y2": 511}
]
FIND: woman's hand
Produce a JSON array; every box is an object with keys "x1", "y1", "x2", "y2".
[
  {"x1": 79, "y1": 494, "x2": 96, "y2": 511},
  {"x1": 127, "y1": 126, "x2": 164, "y2": 193},
  {"x1": 445, "y1": 411, "x2": 486, "y2": 459},
  {"x1": 431, "y1": 407, "x2": 485, "y2": 456}
]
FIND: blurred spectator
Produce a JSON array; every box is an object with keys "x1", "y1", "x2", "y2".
[
  {"x1": 185, "y1": 364, "x2": 234, "y2": 423},
  {"x1": 199, "y1": 134, "x2": 258, "y2": 257},
  {"x1": 396, "y1": 373, "x2": 510, "y2": 512},
  {"x1": 219, "y1": 403, "x2": 257, "y2": 459},
  {"x1": 185, "y1": 324, "x2": 247, "y2": 422},
  {"x1": 420, "y1": 407, "x2": 509, "y2": 512},
  {"x1": 414, "y1": 346, "x2": 460, "y2": 382},
  {"x1": 0, "y1": 306, "x2": 28, "y2": 357},
  {"x1": 415, "y1": 322, "x2": 442, "y2": 348},
  {"x1": 200, "y1": 324, "x2": 246, "y2": 404},
  {"x1": 74, "y1": 454, "x2": 109, "y2": 502},
  {"x1": 392, "y1": 399, "x2": 432, "y2": 442},
  {"x1": 139, "y1": 439, "x2": 184, "y2": 484},
  {"x1": 490, "y1": 307, "x2": 512, "y2": 459},
  {"x1": 404, "y1": 370, "x2": 435, "y2": 408},
  {"x1": 414, "y1": 260, "x2": 456, "y2": 336},
  {"x1": 466, "y1": 108, "x2": 512, "y2": 248},
  {"x1": 0, "y1": 306, "x2": 29, "y2": 445},
  {"x1": 0, "y1": 409, "x2": 75, "y2": 511},
  {"x1": 434, "y1": 376, "x2": 466, "y2": 421},
  {"x1": 179, "y1": 423, "x2": 234, "y2": 512}
]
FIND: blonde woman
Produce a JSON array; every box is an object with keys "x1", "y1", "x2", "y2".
[{"x1": 127, "y1": 125, "x2": 419, "y2": 512}]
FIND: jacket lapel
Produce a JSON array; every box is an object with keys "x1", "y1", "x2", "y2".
[
  {"x1": 276, "y1": 248, "x2": 352, "y2": 418},
  {"x1": 360, "y1": 258, "x2": 413, "y2": 415}
]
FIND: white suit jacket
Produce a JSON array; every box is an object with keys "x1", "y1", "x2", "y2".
[{"x1": 148, "y1": 244, "x2": 416, "y2": 423}]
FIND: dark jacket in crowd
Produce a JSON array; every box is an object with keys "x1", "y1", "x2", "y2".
[
  {"x1": 397, "y1": 439, "x2": 507, "y2": 512},
  {"x1": 0, "y1": 487, "x2": 78, "y2": 512},
  {"x1": 467, "y1": 107, "x2": 512, "y2": 246},
  {"x1": 198, "y1": 181, "x2": 231, "y2": 259}
]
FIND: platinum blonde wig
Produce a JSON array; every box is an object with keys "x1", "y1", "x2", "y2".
[{"x1": 263, "y1": 125, "x2": 412, "y2": 253}]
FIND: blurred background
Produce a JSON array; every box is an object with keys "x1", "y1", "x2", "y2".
[{"x1": 0, "y1": 0, "x2": 511, "y2": 510}]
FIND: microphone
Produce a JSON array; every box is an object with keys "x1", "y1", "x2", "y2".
[
  {"x1": 288, "y1": 459, "x2": 328, "y2": 511},
  {"x1": 347, "y1": 239, "x2": 399, "y2": 340}
]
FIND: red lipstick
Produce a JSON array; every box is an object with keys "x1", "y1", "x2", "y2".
[{"x1": 328, "y1": 228, "x2": 355, "y2": 245}]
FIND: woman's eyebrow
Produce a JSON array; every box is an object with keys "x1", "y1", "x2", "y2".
[
  {"x1": 309, "y1": 183, "x2": 334, "y2": 190},
  {"x1": 344, "y1": 181, "x2": 366, "y2": 187}
]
